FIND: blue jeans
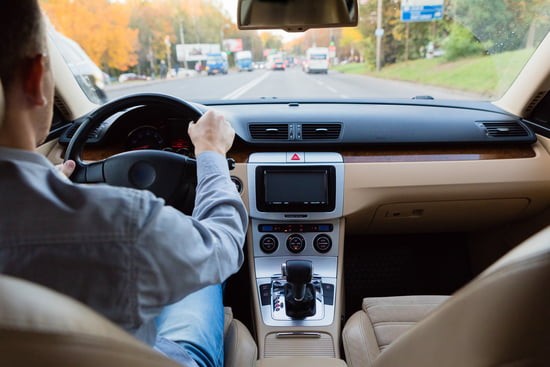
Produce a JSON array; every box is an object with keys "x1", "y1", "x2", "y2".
[{"x1": 154, "y1": 284, "x2": 225, "y2": 367}]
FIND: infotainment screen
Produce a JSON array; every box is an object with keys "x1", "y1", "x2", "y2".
[{"x1": 256, "y1": 166, "x2": 336, "y2": 212}]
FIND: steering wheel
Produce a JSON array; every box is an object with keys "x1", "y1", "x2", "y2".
[{"x1": 65, "y1": 93, "x2": 204, "y2": 213}]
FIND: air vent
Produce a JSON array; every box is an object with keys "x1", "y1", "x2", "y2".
[
  {"x1": 302, "y1": 124, "x2": 341, "y2": 139},
  {"x1": 524, "y1": 90, "x2": 547, "y2": 115},
  {"x1": 249, "y1": 124, "x2": 289, "y2": 140},
  {"x1": 54, "y1": 95, "x2": 71, "y2": 118},
  {"x1": 481, "y1": 121, "x2": 529, "y2": 137},
  {"x1": 64, "y1": 123, "x2": 101, "y2": 140}
]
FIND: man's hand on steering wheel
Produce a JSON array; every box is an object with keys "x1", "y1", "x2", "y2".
[
  {"x1": 188, "y1": 110, "x2": 235, "y2": 157},
  {"x1": 56, "y1": 160, "x2": 75, "y2": 179}
]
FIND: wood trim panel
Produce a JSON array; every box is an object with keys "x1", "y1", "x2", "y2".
[
  {"x1": 341, "y1": 146, "x2": 535, "y2": 163},
  {"x1": 228, "y1": 144, "x2": 535, "y2": 163},
  {"x1": 75, "y1": 144, "x2": 535, "y2": 163}
]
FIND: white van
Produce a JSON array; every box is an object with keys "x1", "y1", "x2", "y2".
[{"x1": 305, "y1": 47, "x2": 329, "y2": 74}]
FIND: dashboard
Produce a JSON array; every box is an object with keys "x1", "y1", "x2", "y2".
[{"x1": 58, "y1": 98, "x2": 550, "y2": 235}]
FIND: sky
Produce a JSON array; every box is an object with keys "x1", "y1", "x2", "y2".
[{"x1": 220, "y1": 0, "x2": 238, "y2": 22}]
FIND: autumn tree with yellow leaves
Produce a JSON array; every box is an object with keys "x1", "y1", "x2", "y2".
[{"x1": 41, "y1": 0, "x2": 138, "y2": 71}]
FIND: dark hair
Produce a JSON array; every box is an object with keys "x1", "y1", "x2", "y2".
[{"x1": 0, "y1": 0, "x2": 45, "y2": 89}]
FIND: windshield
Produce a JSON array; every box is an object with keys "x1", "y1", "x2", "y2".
[{"x1": 42, "y1": 0, "x2": 550, "y2": 103}]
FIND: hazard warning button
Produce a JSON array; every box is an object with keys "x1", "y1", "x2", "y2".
[{"x1": 286, "y1": 152, "x2": 305, "y2": 163}]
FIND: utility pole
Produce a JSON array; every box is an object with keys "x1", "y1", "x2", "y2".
[
  {"x1": 179, "y1": 20, "x2": 188, "y2": 70},
  {"x1": 376, "y1": 0, "x2": 383, "y2": 72},
  {"x1": 405, "y1": 22, "x2": 410, "y2": 62}
]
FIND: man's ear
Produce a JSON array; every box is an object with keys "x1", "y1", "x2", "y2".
[{"x1": 23, "y1": 55, "x2": 48, "y2": 107}]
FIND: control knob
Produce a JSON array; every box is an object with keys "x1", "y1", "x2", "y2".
[
  {"x1": 259, "y1": 235, "x2": 278, "y2": 254},
  {"x1": 313, "y1": 234, "x2": 332, "y2": 253},
  {"x1": 286, "y1": 234, "x2": 306, "y2": 253}
]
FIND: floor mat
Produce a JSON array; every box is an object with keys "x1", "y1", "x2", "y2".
[{"x1": 343, "y1": 233, "x2": 473, "y2": 320}]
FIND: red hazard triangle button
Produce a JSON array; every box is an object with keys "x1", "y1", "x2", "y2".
[{"x1": 287, "y1": 152, "x2": 305, "y2": 162}]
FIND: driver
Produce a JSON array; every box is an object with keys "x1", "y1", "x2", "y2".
[{"x1": 0, "y1": 2, "x2": 247, "y2": 367}]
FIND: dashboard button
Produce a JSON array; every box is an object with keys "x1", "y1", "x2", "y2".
[
  {"x1": 286, "y1": 152, "x2": 305, "y2": 163},
  {"x1": 313, "y1": 234, "x2": 332, "y2": 253},
  {"x1": 259, "y1": 235, "x2": 278, "y2": 254},
  {"x1": 286, "y1": 234, "x2": 306, "y2": 253}
]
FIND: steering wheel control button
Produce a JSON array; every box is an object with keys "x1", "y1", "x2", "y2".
[
  {"x1": 129, "y1": 161, "x2": 156, "y2": 189},
  {"x1": 259, "y1": 235, "x2": 278, "y2": 254},
  {"x1": 286, "y1": 234, "x2": 306, "y2": 253},
  {"x1": 313, "y1": 234, "x2": 332, "y2": 253}
]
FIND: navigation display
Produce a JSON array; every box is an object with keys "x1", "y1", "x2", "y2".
[
  {"x1": 265, "y1": 171, "x2": 326, "y2": 204},
  {"x1": 256, "y1": 166, "x2": 336, "y2": 212}
]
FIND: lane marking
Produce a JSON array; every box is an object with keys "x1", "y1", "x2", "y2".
[
  {"x1": 222, "y1": 71, "x2": 272, "y2": 99},
  {"x1": 327, "y1": 86, "x2": 337, "y2": 93}
]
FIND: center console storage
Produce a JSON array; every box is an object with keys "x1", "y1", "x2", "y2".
[
  {"x1": 247, "y1": 153, "x2": 345, "y2": 359},
  {"x1": 256, "y1": 357, "x2": 347, "y2": 367}
]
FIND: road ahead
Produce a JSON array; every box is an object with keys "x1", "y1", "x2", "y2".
[{"x1": 106, "y1": 67, "x2": 482, "y2": 102}]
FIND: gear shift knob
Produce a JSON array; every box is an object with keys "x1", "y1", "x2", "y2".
[{"x1": 283, "y1": 260, "x2": 312, "y2": 301}]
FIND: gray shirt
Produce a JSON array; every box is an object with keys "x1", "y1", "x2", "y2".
[{"x1": 0, "y1": 147, "x2": 247, "y2": 345}]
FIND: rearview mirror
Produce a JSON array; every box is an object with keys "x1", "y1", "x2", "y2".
[{"x1": 238, "y1": 0, "x2": 358, "y2": 32}]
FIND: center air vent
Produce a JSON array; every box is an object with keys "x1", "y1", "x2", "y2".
[
  {"x1": 480, "y1": 121, "x2": 529, "y2": 137},
  {"x1": 249, "y1": 124, "x2": 289, "y2": 140},
  {"x1": 302, "y1": 123, "x2": 341, "y2": 139}
]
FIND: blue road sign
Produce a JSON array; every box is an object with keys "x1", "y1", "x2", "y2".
[{"x1": 401, "y1": 3, "x2": 444, "y2": 22}]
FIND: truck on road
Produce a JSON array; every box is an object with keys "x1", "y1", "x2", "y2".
[
  {"x1": 235, "y1": 50, "x2": 254, "y2": 72},
  {"x1": 304, "y1": 47, "x2": 329, "y2": 74}
]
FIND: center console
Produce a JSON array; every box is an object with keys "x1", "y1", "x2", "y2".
[{"x1": 247, "y1": 152, "x2": 345, "y2": 358}]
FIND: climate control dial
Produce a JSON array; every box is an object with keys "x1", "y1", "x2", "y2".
[
  {"x1": 286, "y1": 234, "x2": 306, "y2": 253},
  {"x1": 313, "y1": 234, "x2": 332, "y2": 253},
  {"x1": 259, "y1": 235, "x2": 278, "y2": 254}
]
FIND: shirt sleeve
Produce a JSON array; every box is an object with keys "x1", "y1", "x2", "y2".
[{"x1": 132, "y1": 151, "x2": 247, "y2": 323}]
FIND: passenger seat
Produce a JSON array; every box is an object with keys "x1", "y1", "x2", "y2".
[
  {"x1": 343, "y1": 226, "x2": 550, "y2": 367},
  {"x1": 343, "y1": 295, "x2": 448, "y2": 366}
]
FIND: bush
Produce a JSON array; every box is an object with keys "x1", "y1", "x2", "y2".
[{"x1": 443, "y1": 23, "x2": 486, "y2": 61}]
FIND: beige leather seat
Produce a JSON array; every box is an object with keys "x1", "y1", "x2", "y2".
[
  {"x1": 343, "y1": 225, "x2": 550, "y2": 367},
  {"x1": 0, "y1": 274, "x2": 257, "y2": 367}
]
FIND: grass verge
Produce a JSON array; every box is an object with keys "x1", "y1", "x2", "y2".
[{"x1": 332, "y1": 48, "x2": 534, "y2": 97}]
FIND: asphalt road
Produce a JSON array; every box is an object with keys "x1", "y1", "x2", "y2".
[{"x1": 106, "y1": 67, "x2": 482, "y2": 102}]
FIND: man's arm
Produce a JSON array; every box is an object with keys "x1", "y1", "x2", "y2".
[{"x1": 131, "y1": 111, "x2": 247, "y2": 320}]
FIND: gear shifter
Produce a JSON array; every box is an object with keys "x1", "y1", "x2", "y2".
[{"x1": 283, "y1": 260, "x2": 316, "y2": 318}]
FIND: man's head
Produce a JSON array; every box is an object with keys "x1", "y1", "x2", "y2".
[{"x1": 0, "y1": 0, "x2": 54, "y2": 149}]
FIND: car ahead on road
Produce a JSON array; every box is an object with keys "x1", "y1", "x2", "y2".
[
  {"x1": 272, "y1": 59, "x2": 285, "y2": 70},
  {"x1": 118, "y1": 73, "x2": 149, "y2": 83},
  {"x1": 253, "y1": 61, "x2": 266, "y2": 69},
  {"x1": 205, "y1": 52, "x2": 229, "y2": 75},
  {"x1": 6, "y1": 0, "x2": 550, "y2": 366}
]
